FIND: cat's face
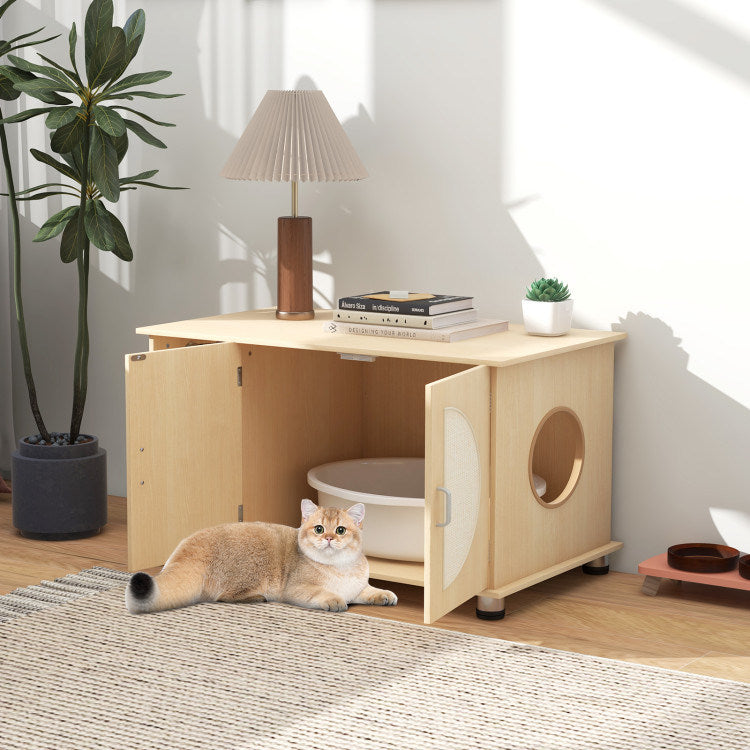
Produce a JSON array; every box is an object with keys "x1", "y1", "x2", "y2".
[{"x1": 298, "y1": 499, "x2": 365, "y2": 565}]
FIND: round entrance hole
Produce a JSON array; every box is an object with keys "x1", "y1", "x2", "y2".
[{"x1": 528, "y1": 407, "x2": 584, "y2": 507}]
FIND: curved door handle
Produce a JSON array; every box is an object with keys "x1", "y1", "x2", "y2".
[{"x1": 435, "y1": 486, "x2": 452, "y2": 527}]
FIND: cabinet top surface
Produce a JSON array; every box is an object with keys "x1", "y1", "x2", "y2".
[{"x1": 135, "y1": 309, "x2": 626, "y2": 366}]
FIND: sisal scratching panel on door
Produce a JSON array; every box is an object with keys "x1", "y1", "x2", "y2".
[{"x1": 442, "y1": 407, "x2": 481, "y2": 589}]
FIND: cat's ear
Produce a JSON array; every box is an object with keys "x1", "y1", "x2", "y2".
[
  {"x1": 346, "y1": 503, "x2": 365, "y2": 527},
  {"x1": 301, "y1": 498, "x2": 318, "y2": 521}
]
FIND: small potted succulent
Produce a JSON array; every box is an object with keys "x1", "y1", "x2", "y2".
[{"x1": 522, "y1": 278, "x2": 573, "y2": 336}]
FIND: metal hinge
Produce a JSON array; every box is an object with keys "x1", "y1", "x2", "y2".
[
  {"x1": 489, "y1": 391, "x2": 492, "y2": 413},
  {"x1": 238, "y1": 504, "x2": 244, "y2": 522},
  {"x1": 339, "y1": 352, "x2": 377, "y2": 362},
  {"x1": 237, "y1": 366, "x2": 242, "y2": 386}
]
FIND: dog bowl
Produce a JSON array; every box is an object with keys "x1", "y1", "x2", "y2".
[{"x1": 667, "y1": 543, "x2": 739, "y2": 573}]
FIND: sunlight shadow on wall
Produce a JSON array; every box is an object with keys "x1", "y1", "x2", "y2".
[
  {"x1": 611, "y1": 312, "x2": 750, "y2": 570},
  {"x1": 594, "y1": 0, "x2": 750, "y2": 86}
]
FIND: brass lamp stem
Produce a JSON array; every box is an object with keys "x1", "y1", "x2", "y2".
[{"x1": 291, "y1": 181, "x2": 298, "y2": 218}]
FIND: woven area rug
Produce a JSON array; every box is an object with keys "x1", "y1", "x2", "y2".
[{"x1": 1, "y1": 569, "x2": 748, "y2": 750}]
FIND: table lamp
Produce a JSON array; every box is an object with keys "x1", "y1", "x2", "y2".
[{"x1": 221, "y1": 90, "x2": 368, "y2": 320}]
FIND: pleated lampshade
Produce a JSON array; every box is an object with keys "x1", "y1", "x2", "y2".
[{"x1": 221, "y1": 90, "x2": 368, "y2": 182}]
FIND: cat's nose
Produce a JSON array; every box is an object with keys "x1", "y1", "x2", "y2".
[{"x1": 325, "y1": 535, "x2": 334, "y2": 541}]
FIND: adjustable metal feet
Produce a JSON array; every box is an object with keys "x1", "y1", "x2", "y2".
[
  {"x1": 476, "y1": 595, "x2": 505, "y2": 620},
  {"x1": 582, "y1": 555, "x2": 609, "y2": 575}
]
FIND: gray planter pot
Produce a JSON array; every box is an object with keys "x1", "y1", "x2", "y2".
[{"x1": 11, "y1": 435, "x2": 107, "y2": 540}]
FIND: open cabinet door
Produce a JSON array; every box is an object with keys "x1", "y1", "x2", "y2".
[
  {"x1": 126, "y1": 342, "x2": 243, "y2": 570},
  {"x1": 424, "y1": 365, "x2": 490, "y2": 623}
]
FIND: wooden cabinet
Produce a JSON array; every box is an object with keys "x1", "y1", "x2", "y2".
[{"x1": 125, "y1": 309, "x2": 625, "y2": 623}]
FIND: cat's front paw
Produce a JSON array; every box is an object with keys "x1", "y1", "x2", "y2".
[
  {"x1": 370, "y1": 589, "x2": 398, "y2": 606},
  {"x1": 320, "y1": 596, "x2": 348, "y2": 612}
]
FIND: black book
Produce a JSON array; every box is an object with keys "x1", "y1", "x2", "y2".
[{"x1": 338, "y1": 291, "x2": 474, "y2": 316}]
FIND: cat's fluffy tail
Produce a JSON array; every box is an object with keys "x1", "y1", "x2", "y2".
[{"x1": 125, "y1": 562, "x2": 205, "y2": 614}]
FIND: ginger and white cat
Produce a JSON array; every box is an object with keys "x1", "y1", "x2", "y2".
[{"x1": 125, "y1": 499, "x2": 397, "y2": 614}]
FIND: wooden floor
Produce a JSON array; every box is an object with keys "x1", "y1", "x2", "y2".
[{"x1": 2, "y1": 491, "x2": 749, "y2": 683}]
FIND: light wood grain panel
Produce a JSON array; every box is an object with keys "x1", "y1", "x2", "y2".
[
  {"x1": 242, "y1": 346, "x2": 363, "y2": 527},
  {"x1": 135, "y1": 310, "x2": 625, "y2": 369},
  {"x1": 680, "y1": 653, "x2": 750, "y2": 682},
  {"x1": 508, "y1": 596, "x2": 750, "y2": 656},
  {"x1": 492, "y1": 344, "x2": 617, "y2": 587},
  {"x1": 368, "y1": 557, "x2": 424, "y2": 586},
  {"x1": 425, "y1": 365, "x2": 491, "y2": 623},
  {"x1": 125, "y1": 343, "x2": 243, "y2": 570},
  {"x1": 362, "y1": 358, "x2": 468, "y2": 457}
]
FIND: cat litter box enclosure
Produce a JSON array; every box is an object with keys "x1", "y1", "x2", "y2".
[{"x1": 125, "y1": 309, "x2": 625, "y2": 624}]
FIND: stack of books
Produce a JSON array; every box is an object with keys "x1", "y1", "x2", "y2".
[{"x1": 325, "y1": 291, "x2": 508, "y2": 342}]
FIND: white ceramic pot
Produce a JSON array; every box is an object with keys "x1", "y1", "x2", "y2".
[{"x1": 522, "y1": 298, "x2": 574, "y2": 336}]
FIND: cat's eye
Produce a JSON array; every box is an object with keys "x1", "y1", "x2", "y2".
[
  {"x1": 313, "y1": 525, "x2": 324, "y2": 534},
  {"x1": 335, "y1": 526, "x2": 346, "y2": 535}
]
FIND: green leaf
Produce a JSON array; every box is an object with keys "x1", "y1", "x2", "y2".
[
  {"x1": 33, "y1": 204, "x2": 79, "y2": 242},
  {"x1": 124, "y1": 118, "x2": 166, "y2": 148},
  {"x1": 7, "y1": 54, "x2": 77, "y2": 92},
  {"x1": 7, "y1": 25, "x2": 46, "y2": 46},
  {"x1": 107, "y1": 9, "x2": 145, "y2": 81},
  {"x1": 92, "y1": 104, "x2": 125, "y2": 136},
  {"x1": 30, "y1": 147, "x2": 80, "y2": 182},
  {"x1": 6, "y1": 34, "x2": 59, "y2": 54},
  {"x1": 50, "y1": 114, "x2": 86, "y2": 154},
  {"x1": 120, "y1": 169, "x2": 157, "y2": 184},
  {"x1": 0, "y1": 106, "x2": 53, "y2": 123},
  {"x1": 111, "y1": 105, "x2": 174, "y2": 127},
  {"x1": 45, "y1": 105, "x2": 81, "y2": 129},
  {"x1": 126, "y1": 180, "x2": 186, "y2": 190},
  {"x1": 99, "y1": 205, "x2": 133, "y2": 261},
  {"x1": 16, "y1": 190, "x2": 79, "y2": 201},
  {"x1": 60, "y1": 139, "x2": 86, "y2": 177},
  {"x1": 69, "y1": 22, "x2": 80, "y2": 80},
  {"x1": 87, "y1": 26, "x2": 126, "y2": 89},
  {"x1": 104, "y1": 90, "x2": 182, "y2": 101},
  {"x1": 104, "y1": 69, "x2": 171, "y2": 95},
  {"x1": 84, "y1": 198, "x2": 115, "y2": 251},
  {"x1": 59, "y1": 209, "x2": 83, "y2": 262},
  {"x1": 0, "y1": 74, "x2": 21, "y2": 101},
  {"x1": 13, "y1": 181, "x2": 75, "y2": 196},
  {"x1": 10, "y1": 77, "x2": 72, "y2": 105},
  {"x1": 123, "y1": 9, "x2": 145, "y2": 61},
  {"x1": 89, "y1": 125, "x2": 119, "y2": 201},
  {"x1": 111, "y1": 131, "x2": 128, "y2": 163},
  {"x1": 0, "y1": 64, "x2": 34, "y2": 84},
  {"x1": 35, "y1": 90, "x2": 74, "y2": 105},
  {"x1": 84, "y1": 0, "x2": 113, "y2": 67},
  {"x1": 0, "y1": 0, "x2": 18, "y2": 21},
  {"x1": 36, "y1": 53, "x2": 82, "y2": 88}
]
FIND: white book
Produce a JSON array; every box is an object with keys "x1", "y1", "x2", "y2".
[
  {"x1": 322, "y1": 318, "x2": 509, "y2": 343},
  {"x1": 332, "y1": 308, "x2": 478, "y2": 329}
]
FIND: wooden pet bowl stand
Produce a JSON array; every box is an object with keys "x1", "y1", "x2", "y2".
[{"x1": 638, "y1": 552, "x2": 750, "y2": 597}]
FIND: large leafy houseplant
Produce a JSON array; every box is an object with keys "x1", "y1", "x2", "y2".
[{"x1": 1, "y1": 0, "x2": 182, "y2": 445}]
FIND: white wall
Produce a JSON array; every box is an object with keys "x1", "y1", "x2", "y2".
[{"x1": 4, "y1": 0, "x2": 749, "y2": 572}]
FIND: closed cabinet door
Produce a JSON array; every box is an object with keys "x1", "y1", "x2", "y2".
[
  {"x1": 424, "y1": 365, "x2": 491, "y2": 623},
  {"x1": 125, "y1": 342, "x2": 243, "y2": 570}
]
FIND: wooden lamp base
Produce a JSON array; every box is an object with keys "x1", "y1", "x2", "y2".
[{"x1": 277, "y1": 216, "x2": 314, "y2": 320}]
